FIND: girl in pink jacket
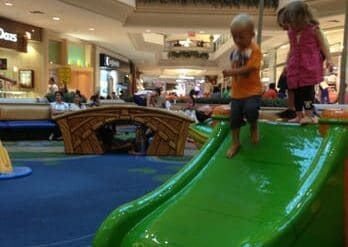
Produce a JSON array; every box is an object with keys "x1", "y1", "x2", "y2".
[{"x1": 284, "y1": 1, "x2": 333, "y2": 123}]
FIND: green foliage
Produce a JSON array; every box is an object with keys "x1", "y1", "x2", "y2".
[
  {"x1": 261, "y1": 98, "x2": 288, "y2": 107},
  {"x1": 193, "y1": 97, "x2": 288, "y2": 107},
  {"x1": 154, "y1": 96, "x2": 287, "y2": 107}
]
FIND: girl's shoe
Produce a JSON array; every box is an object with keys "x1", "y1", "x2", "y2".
[{"x1": 277, "y1": 109, "x2": 297, "y2": 118}]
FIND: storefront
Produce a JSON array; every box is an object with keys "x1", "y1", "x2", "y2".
[
  {"x1": 97, "y1": 51, "x2": 131, "y2": 98},
  {"x1": 48, "y1": 37, "x2": 94, "y2": 99},
  {"x1": 0, "y1": 17, "x2": 43, "y2": 98}
]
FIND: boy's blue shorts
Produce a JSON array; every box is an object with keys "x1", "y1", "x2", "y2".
[{"x1": 230, "y1": 96, "x2": 261, "y2": 129}]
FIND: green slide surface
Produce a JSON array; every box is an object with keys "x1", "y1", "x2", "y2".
[{"x1": 93, "y1": 121, "x2": 348, "y2": 247}]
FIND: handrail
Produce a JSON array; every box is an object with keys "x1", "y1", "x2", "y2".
[{"x1": 0, "y1": 75, "x2": 17, "y2": 84}]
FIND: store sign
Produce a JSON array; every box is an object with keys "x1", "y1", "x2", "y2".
[
  {"x1": 0, "y1": 27, "x2": 17, "y2": 42},
  {"x1": 106, "y1": 56, "x2": 120, "y2": 67},
  {"x1": 0, "y1": 17, "x2": 41, "y2": 52},
  {"x1": 100, "y1": 54, "x2": 120, "y2": 68}
]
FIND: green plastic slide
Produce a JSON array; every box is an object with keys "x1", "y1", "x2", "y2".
[{"x1": 93, "y1": 120, "x2": 348, "y2": 247}]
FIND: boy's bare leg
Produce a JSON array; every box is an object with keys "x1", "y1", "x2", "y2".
[
  {"x1": 250, "y1": 122, "x2": 259, "y2": 144},
  {"x1": 226, "y1": 128, "x2": 241, "y2": 158}
]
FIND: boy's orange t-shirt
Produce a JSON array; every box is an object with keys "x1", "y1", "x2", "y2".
[{"x1": 230, "y1": 42, "x2": 262, "y2": 99}]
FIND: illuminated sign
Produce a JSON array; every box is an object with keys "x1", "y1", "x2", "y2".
[
  {"x1": 105, "y1": 56, "x2": 120, "y2": 67},
  {"x1": 0, "y1": 27, "x2": 17, "y2": 42},
  {"x1": 100, "y1": 53, "x2": 120, "y2": 68}
]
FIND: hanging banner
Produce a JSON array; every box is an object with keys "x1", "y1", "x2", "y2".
[{"x1": 58, "y1": 66, "x2": 72, "y2": 84}]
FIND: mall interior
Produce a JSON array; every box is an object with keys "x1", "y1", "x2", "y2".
[{"x1": 0, "y1": 0, "x2": 348, "y2": 247}]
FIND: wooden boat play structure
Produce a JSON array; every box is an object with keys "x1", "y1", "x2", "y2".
[{"x1": 53, "y1": 106, "x2": 193, "y2": 156}]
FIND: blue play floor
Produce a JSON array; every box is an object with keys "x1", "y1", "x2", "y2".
[{"x1": 0, "y1": 141, "x2": 194, "y2": 247}]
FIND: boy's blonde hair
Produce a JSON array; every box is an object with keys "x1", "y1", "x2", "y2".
[{"x1": 230, "y1": 13, "x2": 255, "y2": 32}]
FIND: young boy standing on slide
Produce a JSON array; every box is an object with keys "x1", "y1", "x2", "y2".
[{"x1": 223, "y1": 14, "x2": 263, "y2": 158}]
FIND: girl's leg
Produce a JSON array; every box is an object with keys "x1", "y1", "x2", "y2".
[
  {"x1": 288, "y1": 89, "x2": 295, "y2": 111},
  {"x1": 289, "y1": 87, "x2": 304, "y2": 123},
  {"x1": 300, "y1": 85, "x2": 316, "y2": 124}
]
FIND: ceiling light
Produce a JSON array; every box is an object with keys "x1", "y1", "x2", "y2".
[
  {"x1": 199, "y1": 31, "x2": 205, "y2": 34},
  {"x1": 145, "y1": 29, "x2": 151, "y2": 33},
  {"x1": 89, "y1": 28, "x2": 95, "y2": 31},
  {"x1": 5, "y1": 2, "x2": 13, "y2": 6},
  {"x1": 52, "y1": 17, "x2": 60, "y2": 21}
]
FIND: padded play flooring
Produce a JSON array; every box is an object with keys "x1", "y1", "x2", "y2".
[{"x1": 0, "y1": 140, "x2": 197, "y2": 247}]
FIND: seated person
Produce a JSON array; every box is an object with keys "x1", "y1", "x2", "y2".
[
  {"x1": 195, "y1": 105, "x2": 213, "y2": 123},
  {"x1": 263, "y1": 83, "x2": 278, "y2": 99},
  {"x1": 49, "y1": 91, "x2": 69, "y2": 140},
  {"x1": 70, "y1": 94, "x2": 87, "y2": 111},
  {"x1": 147, "y1": 87, "x2": 165, "y2": 108},
  {"x1": 89, "y1": 94, "x2": 101, "y2": 107},
  {"x1": 50, "y1": 91, "x2": 69, "y2": 116}
]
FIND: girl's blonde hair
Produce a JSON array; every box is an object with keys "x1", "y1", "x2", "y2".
[{"x1": 282, "y1": 1, "x2": 319, "y2": 28}]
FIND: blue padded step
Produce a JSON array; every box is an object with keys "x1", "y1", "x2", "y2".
[
  {"x1": 5, "y1": 120, "x2": 56, "y2": 129},
  {"x1": 0, "y1": 122, "x2": 9, "y2": 129}
]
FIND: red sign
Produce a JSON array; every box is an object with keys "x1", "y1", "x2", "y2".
[{"x1": 187, "y1": 31, "x2": 196, "y2": 37}]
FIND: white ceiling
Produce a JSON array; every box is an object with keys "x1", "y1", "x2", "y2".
[{"x1": 0, "y1": 0, "x2": 345, "y2": 77}]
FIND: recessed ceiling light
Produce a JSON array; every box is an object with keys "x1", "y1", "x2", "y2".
[
  {"x1": 5, "y1": 2, "x2": 13, "y2": 6},
  {"x1": 145, "y1": 29, "x2": 151, "y2": 33},
  {"x1": 52, "y1": 17, "x2": 60, "y2": 21},
  {"x1": 31, "y1": 29, "x2": 35, "y2": 32},
  {"x1": 89, "y1": 28, "x2": 95, "y2": 31}
]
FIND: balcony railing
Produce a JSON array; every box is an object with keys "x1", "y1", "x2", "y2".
[
  {"x1": 164, "y1": 39, "x2": 214, "y2": 53},
  {"x1": 137, "y1": 0, "x2": 278, "y2": 8}
]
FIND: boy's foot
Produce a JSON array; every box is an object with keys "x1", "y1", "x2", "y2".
[
  {"x1": 226, "y1": 144, "x2": 241, "y2": 158},
  {"x1": 251, "y1": 129, "x2": 259, "y2": 144}
]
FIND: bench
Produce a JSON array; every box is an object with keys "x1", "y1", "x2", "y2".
[{"x1": 0, "y1": 104, "x2": 57, "y2": 140}]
